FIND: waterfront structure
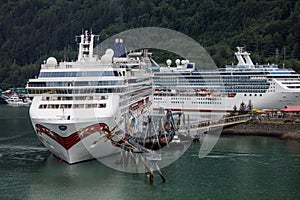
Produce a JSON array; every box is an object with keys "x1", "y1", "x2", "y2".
[
  {"x1": 26, "y1": 31, "x2": 153, "y2": 164},
  {"x1": 280, "y1": 106, "x2": 300, "y2": 117},
  {"x1": 280, "y1": 105, "x2": 300, "y2": 112}
]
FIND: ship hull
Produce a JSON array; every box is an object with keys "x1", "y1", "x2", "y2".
[
  {"x1": 29, "y1": 95, "x2": 151, "y2": 164},
  {"x1": 31, "y1": 119, "x2": 121, "y2": 164},
  {"x1": 154, "y1": 90, "x2": 300, "y2": 115}
]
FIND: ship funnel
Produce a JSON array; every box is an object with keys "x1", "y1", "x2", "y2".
[{"x1": 235, "y1": 47, "x2": 254, "y2": 66}]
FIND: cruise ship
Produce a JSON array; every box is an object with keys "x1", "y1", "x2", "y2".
[
  {"x1": 26, "y1": 31, "x2": 153, "y2": 164},
  {"x1": 152, "y1": 47, "x2": 300, "y2": 116}
]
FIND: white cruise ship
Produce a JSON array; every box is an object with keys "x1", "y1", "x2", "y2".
[
  {"x1": 152, "y1": 47, "x2": 300, "y2": 116},
  {"x1": 26, "y1": 31, "x2": 153, "y2": 164}
]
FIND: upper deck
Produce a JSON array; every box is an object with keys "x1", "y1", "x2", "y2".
[{"x1": 26, "y1": 31, "x2": 153, "y2": 96}]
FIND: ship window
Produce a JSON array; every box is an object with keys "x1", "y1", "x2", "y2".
[
  {"x1": 74, "y1": 96, "x2": 85, "y2": 100},
  {"x1": 60, "y1": 104, "x2": 72, "y2": 109},
  {"x1": 244, "y1": 94, "x2": 247, "y2": 96},
  {"x1": 38, "y1": 104, "x2": 47, "y2": 109},
  {"x1": 64, "y1": 96, "x2": 73, "y2": 100},
  {"x1": 98, "y1": 103, "x2": 106, "y2": 108},
  {"x1": 47, "y1": 104, "x2": 59, "y2": 109},
  {"x1": 75, "y1": 104, "x2": 84, "y2": 108},
  {"x1": 260, "y1": 94, "x2": 262, "y2": 96},
  {"x1": 100, "y1": 96, "x2": 108, "y2": 100}
]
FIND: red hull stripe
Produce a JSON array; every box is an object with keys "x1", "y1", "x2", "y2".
[{"x1": 35, "y1": 123, "x2": 108, "y2": 150}]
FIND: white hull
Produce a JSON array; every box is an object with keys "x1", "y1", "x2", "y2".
[
  {"x1": 29, "y1": 91, "x2": 121, "y2": 164},
  {"x1": 30, "y1": 94, "x2": 150, "y2": 164},
  {"x1": 31, "y1": 120, "x2": 120, "y2": 164},
  {"x1": 154, "y1": 90, "x2": 300, "y2": 114}
]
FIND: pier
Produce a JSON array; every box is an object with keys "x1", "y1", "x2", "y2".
[
  {"x1": 177, "y1": 114, "x2": 252, "y2": 139},
  {"x1": 179, "y1": 114, "x2": 300, "y2": 142},
  {"x1": 222, "y1": 119, "x2": 300, "y2": 142}
]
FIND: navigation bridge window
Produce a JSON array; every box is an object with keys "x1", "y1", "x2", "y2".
[
  {"x1": 28, "y1": 88, "x2": 125, "y2": 95},
  {"x1": 28, "y1": 80, "x2": 124, "y2": 87},
  {"x1": 39, "y1": 71, "x2": 124, "y2": 78}
]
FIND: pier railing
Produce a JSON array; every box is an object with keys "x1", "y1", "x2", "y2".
[{"x1": 178, "y1": 114, "x2": 251, "y2": 132}]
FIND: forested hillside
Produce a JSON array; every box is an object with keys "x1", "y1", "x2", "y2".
[{"x1": 0, "y1": 0, "x2": 300, "y2": 89}]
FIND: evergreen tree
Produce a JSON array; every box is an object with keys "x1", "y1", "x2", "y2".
[
  {"x1": 239, "y1": 102, "x2": 247, "y2": 114},
  {"x1": 233, "y1": 104, "x2": 237, "y2": 113},
  {"x1": 0, "y1": 0, "x2": 299, "y2": 88},
  {"x1": 247, "y1": 100, "x2": 253, "y2": 113},
  {"x1": 230, "y1": 104, "x2": 238, "y2": 116}
]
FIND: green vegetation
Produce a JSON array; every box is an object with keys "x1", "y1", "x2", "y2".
[{"x1": 0, "y1": 0, "x2": 300, "y2": 89}]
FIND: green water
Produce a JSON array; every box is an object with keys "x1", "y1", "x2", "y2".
[{"x1": 0, "y1": 105, "x2": 299, "y2": 200}]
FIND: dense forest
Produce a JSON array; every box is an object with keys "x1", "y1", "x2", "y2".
[{"x1": 0, "y1": 0, "x2": 300, "y2": 89}]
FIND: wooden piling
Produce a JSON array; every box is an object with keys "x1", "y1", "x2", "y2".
[{"x1": 156, "y1": 163, "x2": 166, "y2": 182}]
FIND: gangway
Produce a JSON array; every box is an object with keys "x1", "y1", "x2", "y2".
[
  {"x1": 186, "y1": 114, "x2": 251, "y2": 131},
  {"x1": 176, "y1": 114, "x2": 251, "y2": 139}
]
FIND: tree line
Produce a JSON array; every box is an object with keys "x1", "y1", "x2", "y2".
[{"x1": 0, "y1": 0, "x2": 299, "y2": 89}]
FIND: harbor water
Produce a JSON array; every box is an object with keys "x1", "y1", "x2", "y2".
[{"x1": 0, "y1": 105, "x2": 299, "y2": 200}]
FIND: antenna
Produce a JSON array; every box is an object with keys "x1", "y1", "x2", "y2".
[
  {"x1": 275, "y1": 48, "x2": 279, "y2": 64},
  {"x1": 283, "y1": 47, "x2": 286, "y2": 69}
]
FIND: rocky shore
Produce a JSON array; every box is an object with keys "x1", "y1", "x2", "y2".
[{"x1": 222, "y1": 120, "x2": 300, "y2": 142}]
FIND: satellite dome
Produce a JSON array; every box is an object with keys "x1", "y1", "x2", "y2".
[
  {"x1": 105, "y1": 48, "x2": 114, "y2": 57},
  {"x1": 46, "y1": 57, "x2": 57, "y2": 67},
  {"x1": 166, "y1": 59, "x2": 172, "y2": 66},
  {"x1": 101, "y1": 54, "x2": 112, "y2": 64}
]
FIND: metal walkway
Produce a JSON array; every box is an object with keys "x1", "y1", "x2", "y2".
[{"x1": 178, "y1": 114, "x2": 251, "y2": 133}]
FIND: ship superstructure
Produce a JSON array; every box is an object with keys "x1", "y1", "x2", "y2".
[{"x1": 152, "y1": 47, "x2": 300, "y2": 116}]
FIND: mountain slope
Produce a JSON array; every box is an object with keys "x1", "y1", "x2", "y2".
[{"x1": 0, "y1": 0, "x2": 299, "y2": 88}]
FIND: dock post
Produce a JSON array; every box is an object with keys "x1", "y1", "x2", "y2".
[
  {"x1": 149, "y1": 165, "x2": 154, "y2": 184},
  {"x1": 155, "y1": 163, "x2": 166, "y2": 182},
  {"x1": 187, "y1": 114, "x2": 190, "y2": 136}
]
